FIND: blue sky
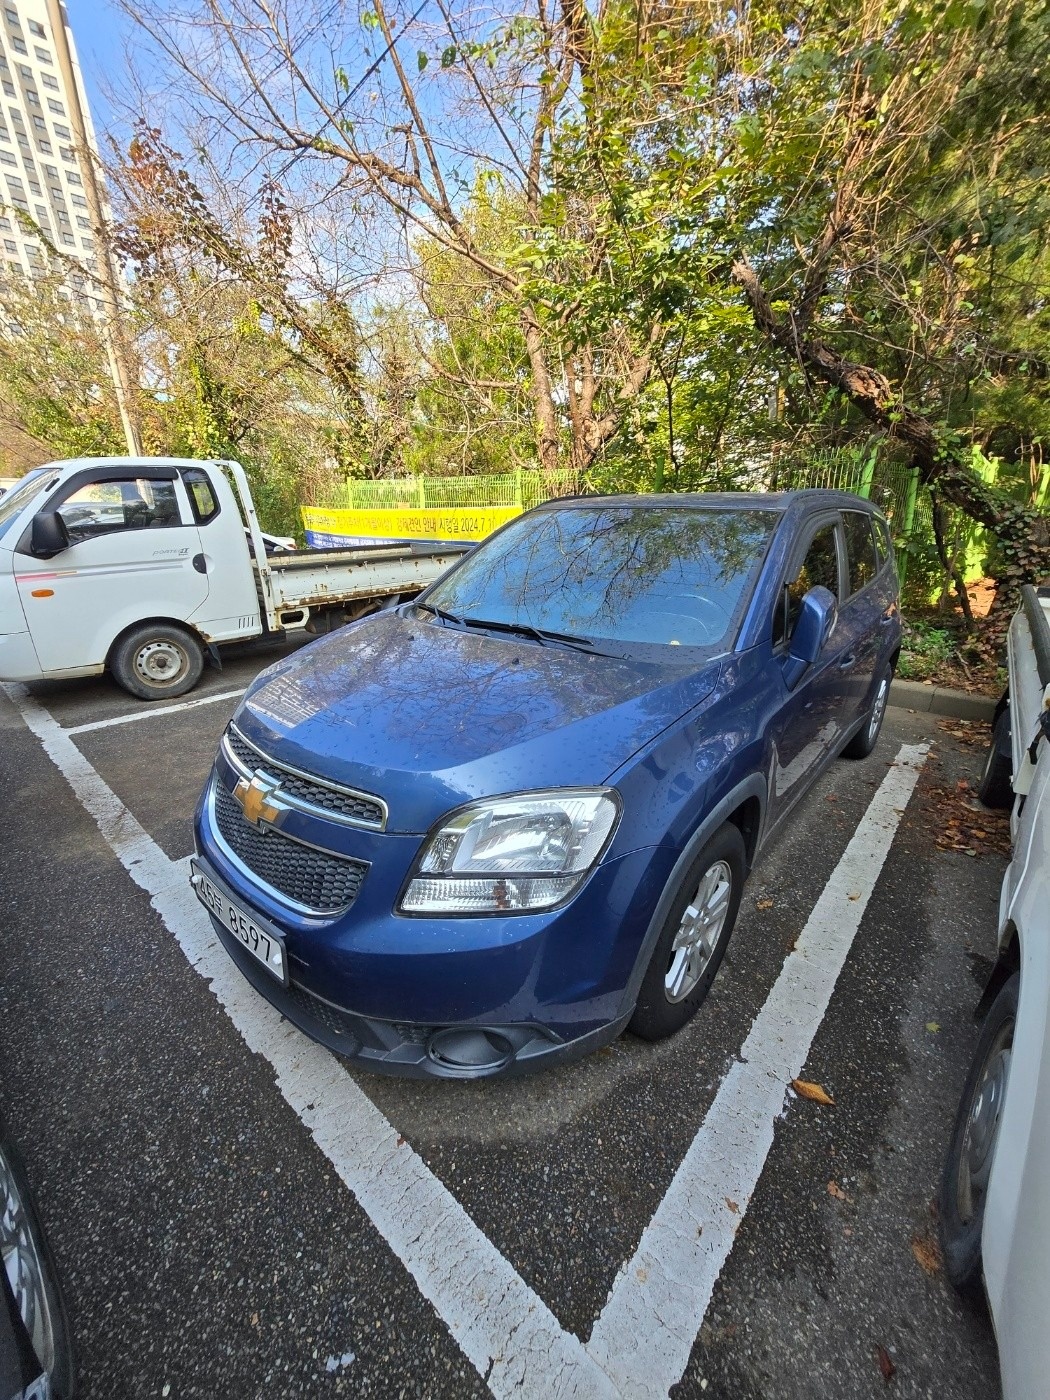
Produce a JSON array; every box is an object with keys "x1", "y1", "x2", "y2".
[{"x1": 67, "y1": 0, "x2": 134, "y2": 133}]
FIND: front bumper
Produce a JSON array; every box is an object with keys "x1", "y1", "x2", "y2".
[
  {"x1": 0, "y1": 628, "x2": 40, "y2": 682},
  {"x1": 204, "y1": 875, "x2": 631, "y2": 1078},
  {"x1": 193, "y1": 796, "x2": 672, "y2": 1078}
]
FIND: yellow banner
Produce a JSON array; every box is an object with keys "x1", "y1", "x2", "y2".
[{"x1": 302, "y1": 505, "x2": 520, "y2": 543}]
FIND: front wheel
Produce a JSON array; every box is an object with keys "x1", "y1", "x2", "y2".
[
  {"x1": 938, "y1": 972, "x2": 1018, "y2": 1291},
  {"x1": 629, "y1": 822, "x2": 746, "y2": 1041},
  {"x1": 842, "y1": 664, "x2": 892, "y2": 759},
  {"x1": 110, "y1": 623, "x2": 204, "y2": 700}
]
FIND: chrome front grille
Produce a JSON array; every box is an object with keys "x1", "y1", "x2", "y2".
[
  {"x1": 211, "y1": 780, "x2": 367, "y2": 914},
  {"x1": 222, "y1": 725, "x2": 386, "y2": 830}
]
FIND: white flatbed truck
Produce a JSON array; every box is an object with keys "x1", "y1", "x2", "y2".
[{"x1": 0, "y1": 456, "x2": 466, "y2": 699}]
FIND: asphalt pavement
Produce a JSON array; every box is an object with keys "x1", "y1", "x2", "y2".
[{"x1": 0, "y1": 643, "x2": 1005, "y2": 1400}]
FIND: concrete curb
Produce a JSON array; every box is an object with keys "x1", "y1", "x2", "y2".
[{"x1": 889, "y1": 678, "x2": 997, "y2": 721}]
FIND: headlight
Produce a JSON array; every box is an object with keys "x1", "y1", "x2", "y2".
[{"x1": 400, "y1": 789, "x2": 620, "y2": 915}]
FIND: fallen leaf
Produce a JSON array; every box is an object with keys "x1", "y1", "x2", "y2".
[
  {"x1": 396, "y1": 1134, "x2": 407, "y2": 1147},
  {"x1": 755, "y1": 897, "x2": 774, "y2": 910},
  {"x1": 911, "y1": 1233, "x2": 942, "y2": 1276},
  {"x1": 827, "y1": 1180, "x2": 850, "y2": 1201},
  {"x1": 792, "y1": 1078, "x2": 835, "y2": 1105},
  {"x1": 877, "y1": 1345, "x2": 896, "y2": 1382},
  {"x1": 825, "y1": 793, "x2": 838, "y2": 802},
  {"x1": 251, "y1": 1312, "x2": 259, "y2": 1327},
  {"x1": 925, "y1": 1021, "x2": 940, "y2": 1033},
  {"x1": 725, "y1": 1197, "x2": 739, "y2": 1214},
  {"x1": 847, "y1": 891, "x2": 861, "y2": 901}
]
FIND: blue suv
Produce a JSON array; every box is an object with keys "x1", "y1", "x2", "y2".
[{"x1": 191, "y1": 491, "x2": 900, "y2": 1078}]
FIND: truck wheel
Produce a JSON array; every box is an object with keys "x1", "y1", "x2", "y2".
[
  {"x1": 842, "y1": 665, "x2": 892, "y2": 759},
  {"x1": 629, "y1": 823, "x2": 746, "y2": 1041},
  {"x1": 938, "y1": 973, "x2": 1017, "y2": 1292},
  {"x1": 977, "y1": 710, "x2": 1013, "y2": 810},
  {"x1": 110, "y1": 623, "x2": 204, "y2": 700}
]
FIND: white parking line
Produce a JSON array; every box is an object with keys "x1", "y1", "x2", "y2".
[
  {"x1": 4, "y1": 679, "x2": 928, "y2": 1398},
  {"x1": 65, "y1": 687, "x2": 247, "y2": 735},
  {"x1": 587, "y1": 743, "x2": 928, "y2": 1395}
]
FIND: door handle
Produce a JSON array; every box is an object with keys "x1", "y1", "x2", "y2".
[{"x1": 838, "y1": 653, "x2": 856, "y2": 670}]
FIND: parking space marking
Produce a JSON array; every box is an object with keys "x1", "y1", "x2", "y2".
[
  {"x1": 4, "y1": 682, "x2": 616, "y2": 1400},
  {"x1": 64, "y1": 686, "x2": 247, "y2": 734},
  {"x1": 5, "y1": 679, "x2": 929, "y2": 1398},
  {"x1": 587, "y1": 743, "x2": 928, "y2": 1395}
]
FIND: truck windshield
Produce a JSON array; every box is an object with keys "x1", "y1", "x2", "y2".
[
  {"x1": 0, "y1": 469, "x2": 50, "y2": 543},
  {"x1": 422, "y1": 503, "x2": 779, "y2": 653}
]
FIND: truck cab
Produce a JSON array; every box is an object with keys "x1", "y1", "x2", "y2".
[
  {"x1": 0, "y1": 456, "x2": 464, "y2": 701},
  {"x1": 0, "y1": 457, "x2": 263, "y2": 698}
]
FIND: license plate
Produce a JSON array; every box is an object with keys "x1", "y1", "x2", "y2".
[{"x1": 190, "y1": 860, "x2": 288, "y2": 984}]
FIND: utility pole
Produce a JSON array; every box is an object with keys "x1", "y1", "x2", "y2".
[{"x1": 45, "y1": 0, "x2": 142, "y2": 456}]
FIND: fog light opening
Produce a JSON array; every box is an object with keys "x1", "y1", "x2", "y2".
[{"x1": 427, "y1": 1027, "x2": 515, "y2": 1076}]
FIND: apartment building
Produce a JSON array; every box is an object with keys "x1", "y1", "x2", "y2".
[{"x1": 0, "y1": 0, "x2": 101, "y2": 305}]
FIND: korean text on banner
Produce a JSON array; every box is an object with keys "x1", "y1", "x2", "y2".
[{"x1": 301, "y1": 506, "x2": 520, "y2": 545}]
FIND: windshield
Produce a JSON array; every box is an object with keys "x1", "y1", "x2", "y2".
[
  {"x1": 423, "y1": 503, "x2": 779, "y2": 654},
  {"x1": 0, "y1": 468, "x2": 51, "y2": 543}
]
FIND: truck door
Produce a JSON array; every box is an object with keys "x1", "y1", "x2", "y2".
[{"x1": 15, "y1": 467, "x2": 210, "y2": 675}]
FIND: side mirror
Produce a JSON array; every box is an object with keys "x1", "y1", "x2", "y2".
[
  {"x1": 30, "y1": 511, "x2": 70, "y2": 558},
  {"x1": 782, "y1": 585, "x2": 837, "y2": 690}
]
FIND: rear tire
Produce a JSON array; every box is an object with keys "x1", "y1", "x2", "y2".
[
  {"x1": 110, "y1": 623, "x2": 204, "y2": 700},
  {"x1": 938, "y1": 973, "x2": 1018, "y2": 1292},
  {"x1": 842, "y1": 665, "x2": 892, "y2": 759},
  {"x1": 977, "y1": 710, "x2": 1013, "y2": 810},
  {"x1": 629, "y1": 823, "x2": 746, "y2": 1041}
]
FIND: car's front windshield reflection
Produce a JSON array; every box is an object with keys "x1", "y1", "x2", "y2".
[{"x1": 423, "y1": 504, "x2": 779, "y2": 652}]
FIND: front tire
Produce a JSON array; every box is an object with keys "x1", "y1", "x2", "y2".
[
  {"x1": 110, "y1": 623, "x2": 204, "y2": 700},
  {"x1": 938, "y1": 973, "x2": 1018, "y2": 1291},
  {"x1": 629, "y1": 823, "x2": 746, "y2": 1041},
  {"x1": 842, "y1": 664, "x2": 892, "y2": 759}
]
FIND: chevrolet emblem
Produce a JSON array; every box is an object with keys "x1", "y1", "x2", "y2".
[{"x1": 232, "y1": 773, "x2": 286, "y2": 827}]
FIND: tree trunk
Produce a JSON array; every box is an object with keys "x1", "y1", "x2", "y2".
[
  {"x1": 520, "y1": 305, "x2": 563, "y2": 477},
  {"x1": 732, "y1": 259, "x2": 1050, "y2": 605}
]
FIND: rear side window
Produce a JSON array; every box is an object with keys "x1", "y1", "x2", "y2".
[
  {"x1": 843, "y1": 511, "x2": 878, "y2": 595},
  {"x1": 183, "y1": 468, "x2": 219, "y2": 524},
  {"x1": 773, "y1": 522, "x2": 840, "y2": 646}
]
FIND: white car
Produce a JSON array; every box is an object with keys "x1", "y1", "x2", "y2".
[{"x1": 940, "y1": 584, "x2": 1050, "y2": 1400}]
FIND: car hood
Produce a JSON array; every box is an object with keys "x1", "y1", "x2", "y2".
[{"x1": 236, "y1": 611, "x2": 721, "y2": 833}]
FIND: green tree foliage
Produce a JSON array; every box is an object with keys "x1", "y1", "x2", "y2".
[
  {"x1": 0, "y1": 267, "x2": 125, "y2": 459},
  {"x1": 722, "y1": 0, "x2": 1050, "y2": 594}
]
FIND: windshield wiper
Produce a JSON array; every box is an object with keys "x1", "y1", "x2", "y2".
[
  {"x1": 415, "y1": 601, "x2": 466, "y2": 629},
  {"x1": 458, "y1": 616, "x2": 597, "y2": 653}
]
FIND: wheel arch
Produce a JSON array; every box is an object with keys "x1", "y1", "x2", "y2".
[
  {"x1": 617, "y1": 772, "x2": 767, "y2": 1019},
  {"x1": 105, "y1": 615, "x2": 209, "y2": 669},
  {"x1": 975, "y1": 922, "x2": 1021, "y2": 1022}
]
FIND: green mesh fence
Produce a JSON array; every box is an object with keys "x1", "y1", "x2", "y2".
[{"x1": 322, "y1": 470, "x2": 579, "y2": 513}]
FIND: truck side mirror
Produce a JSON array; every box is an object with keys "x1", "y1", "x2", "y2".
[
  {"x1": 782, "y1": 585, "x2": 837, "y2": 690},
  {"x1": 30, "y1": 511, "x2": 70, "y2": 558}
]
